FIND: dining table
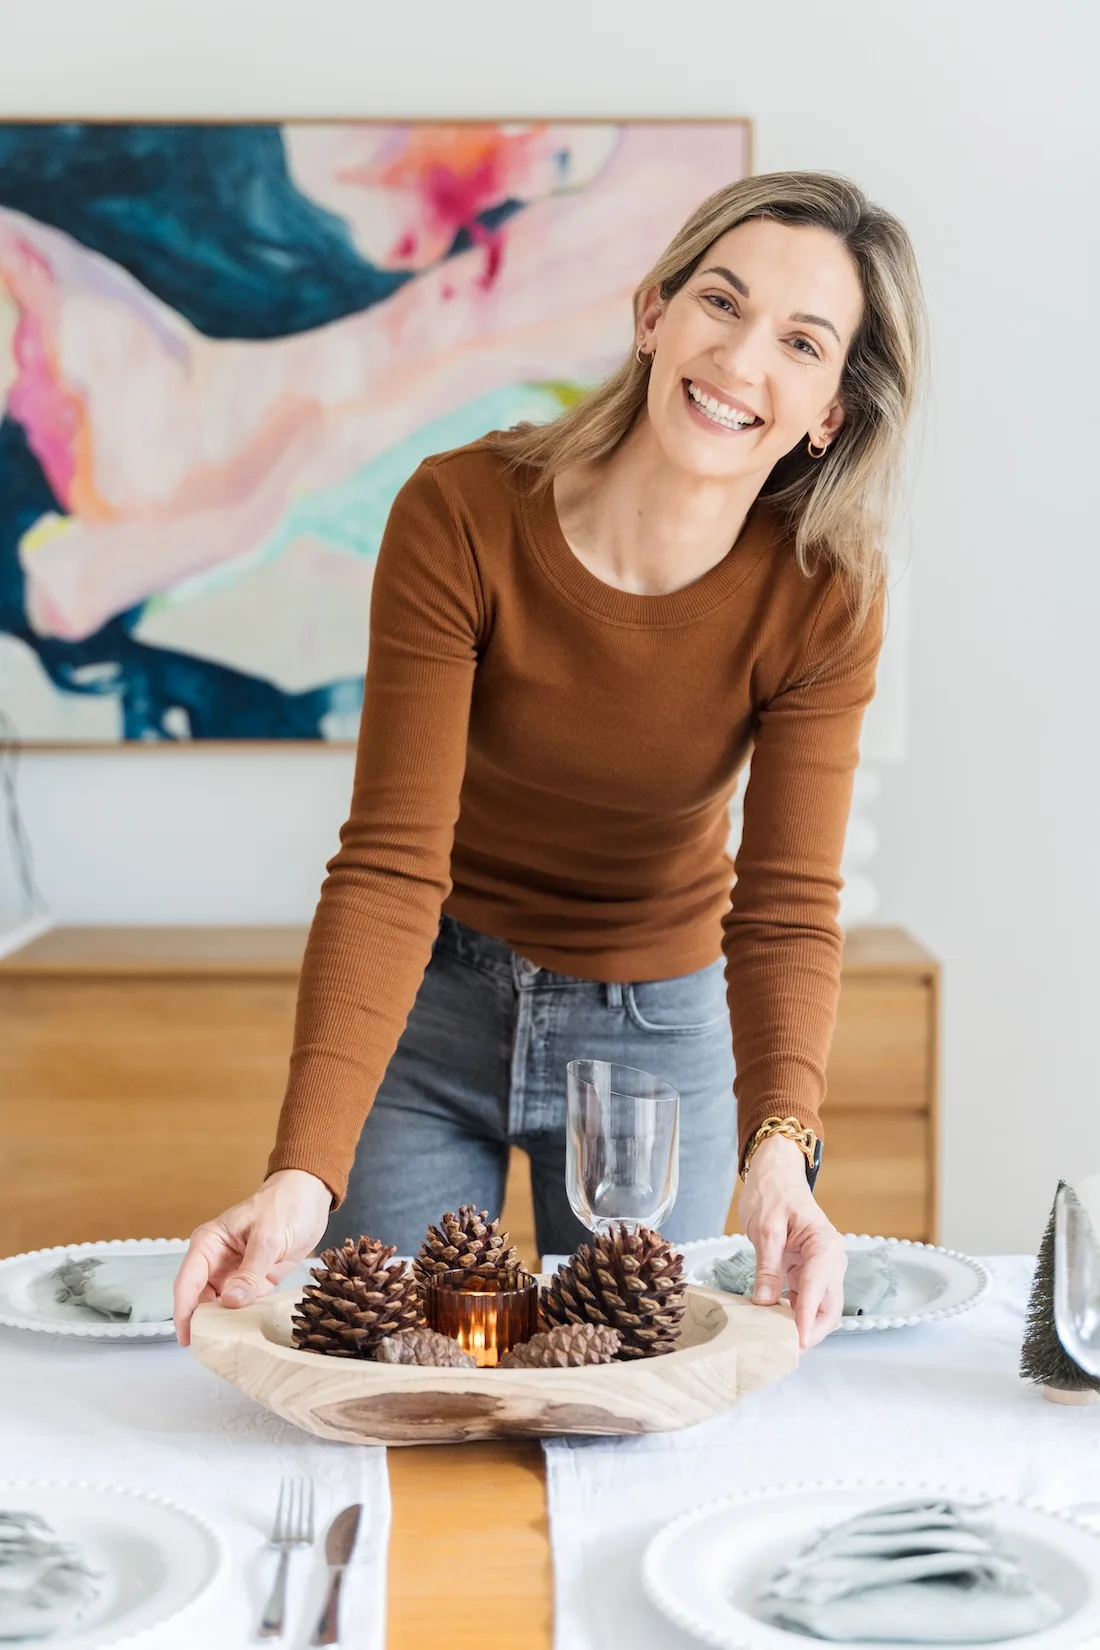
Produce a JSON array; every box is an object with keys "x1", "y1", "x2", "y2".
[
  {"x1": 5, "y1": 1252, "x2": 1100, "y2": 1649},
  {"x1": 0, "y1": 1306, "x2": 552, "y2": 1650}
]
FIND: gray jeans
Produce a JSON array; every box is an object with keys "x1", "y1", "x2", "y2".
[{"x1": 324, "y1": 913, "x2": 737, "y2": 1258}]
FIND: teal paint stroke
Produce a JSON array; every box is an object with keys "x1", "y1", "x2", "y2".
[{"x1": 162, "y1": 381, "x2": 580, "y2": 609}]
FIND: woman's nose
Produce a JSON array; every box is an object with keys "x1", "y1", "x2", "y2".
[{"x1": 711, "y1": 321, "x2": 769, "y2": 384}]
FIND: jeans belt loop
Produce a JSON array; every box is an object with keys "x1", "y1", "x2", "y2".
[{"x1": 605, "y1": 981, "x2": 623, "y2": 1009}]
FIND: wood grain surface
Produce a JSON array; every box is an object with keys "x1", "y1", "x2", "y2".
[
  {"x1": 0, "y1": 924, "x2": 940, "y2": 1258},
  {"x1": 189, "y1": 1286, "x2": 800, "y2": 1446},
  {"x1": 387, "y1": 1443, "x2": 551, "y2": 1650},
  {"x1": 0, "y1": 974, "x2": 290, "y2": 1252},
  {"x1": 0, "y1": 924, "x2": 307, "y2": 974}
]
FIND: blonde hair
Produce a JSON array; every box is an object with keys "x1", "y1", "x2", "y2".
[{"x1": 491, "y1": 170, "x2": 927, "y2": 624}]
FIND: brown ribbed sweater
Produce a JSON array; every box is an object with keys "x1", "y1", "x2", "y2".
[{"x1": 268, "y1": 438, "x2": 884, "y2": 1204}]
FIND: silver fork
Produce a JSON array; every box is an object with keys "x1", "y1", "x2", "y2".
[{"x1": 258, "y1": 1477, "x2": 315, "y2": 1638}]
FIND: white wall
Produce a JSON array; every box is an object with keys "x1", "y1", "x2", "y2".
[{"x1": 2, "y1": 0, "x2": 1097, "y2": 1250}]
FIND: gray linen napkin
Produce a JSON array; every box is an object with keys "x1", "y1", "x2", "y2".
[
  {"x1": 712, "y1": 1245, "x2": 900, "y2": 1317},
  {"x1": 0, "y1": 1510, "x2": 100, "y2": 1640},
  {"x1": 759, "y1": 1499, "x2": 1063, "y2": 1642},
  {"x1": 50, "y1": 1255, "x2": 179, "y2": 1323}
]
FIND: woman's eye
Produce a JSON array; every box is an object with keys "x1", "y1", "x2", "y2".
[{"x1": 703, "y1": 294, "x2": 820, "y2": 360}]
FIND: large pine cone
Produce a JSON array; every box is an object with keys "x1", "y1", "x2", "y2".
[
  {"x1": 292, "y1": 1237, "x2": 423, "y2": 1359},
  {"x1": 540, "y1": 1224, "x2": 687, "y2": 1360},
  {"x1": 374, "y1": 1327, "x2": 476, "y2": 1368},
  {"x1": 413, "y1": 1205, "x2": 519, "y2": 1286},
  {"x1": 500, "y1": 1322, "x2": 621, "y2": 1368}
]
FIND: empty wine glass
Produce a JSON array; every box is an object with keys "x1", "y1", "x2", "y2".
[
  {"x1": 1054, "y1": 1183, "x2": 1100, "y2": 1376},
  {"x1": 565, "y1": 1059, "x2": 680, "y2": 1235}
]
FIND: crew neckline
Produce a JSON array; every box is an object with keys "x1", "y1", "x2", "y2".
[{"x1": 518, "y1": 466, "x2": 775, "y2": 629}]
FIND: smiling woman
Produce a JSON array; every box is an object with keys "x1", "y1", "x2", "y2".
[
  {"x1": 496, "y1": 171, "x2": 924, "y2": 625},
  {"x1": 175, "y1": 170, "x2": 927, "y2": 1361}
]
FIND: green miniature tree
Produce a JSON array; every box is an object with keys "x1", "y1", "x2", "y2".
[{"x1": 1020, "y1": 1181, "x2": 1100, "y2": 1395}]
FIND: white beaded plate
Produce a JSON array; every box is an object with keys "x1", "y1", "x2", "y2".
[
  {"x1": 0, "y1": 1479, "x2": 226, "y2": 1647},
  {"x1": 0, "y1": 1238, "x2": 188, "y2": 1341},
  {"x1": 643, "y1": 1480, "x2": 1100, "y2": 1650},
  {"x1": 679, "y1": 1233, "x2": 992, "y2": 1332}
]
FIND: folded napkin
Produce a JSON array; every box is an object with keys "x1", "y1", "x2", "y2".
[
  {"x1": 0, "y1": 1510, "x2": 100, "y2": 1640},
  {"x1": 760, "y1": 1499, "x2": 1063, "y2": 1642},
  {"x1": 712, "y1": 1244, "x2": 900, "y2": 1317},
  {"x1": 50, "y1": 1255, "x2": 179, "y2": 1323}
]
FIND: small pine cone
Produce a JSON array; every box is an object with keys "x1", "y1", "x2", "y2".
[
  {"x1": 374, "y1": 1327, "x2": 477, "y2": 1368},
  {"x1": 292, "y1": 1237, "x2": 423, "y2": 1359},
  {"x1": 413, "y1": 1205, "x2": 519, "y2": 1286},
  {"x1": 500, "y1": 1322, "x2": 621, "y2": 1368},
  {"x1": 540, "y1": 1224, "x2": 687, "y2": 1361}
]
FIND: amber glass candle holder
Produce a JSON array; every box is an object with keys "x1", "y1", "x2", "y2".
[{"x1": 424, "y1": 1268, "x2": 539, "y2": 1367}]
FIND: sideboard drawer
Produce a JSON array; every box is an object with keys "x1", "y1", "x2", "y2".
[
  {"x1": 813, "y1": 1111, "x2": 932, "y2": 1240},
  {"x1": 0, "y1": 978, "x2": 297, "y2": 1103},
  {"x1": 827, "y1": 982, "x2": 934, "y2": 1112},
  {"x1": 3, "y1": 1091, "x2": 285, "y2": 1253}
]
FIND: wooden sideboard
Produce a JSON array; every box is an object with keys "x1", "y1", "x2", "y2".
[{"x1": 0, "y1": 925, "x2": 939, "y2": 1259}]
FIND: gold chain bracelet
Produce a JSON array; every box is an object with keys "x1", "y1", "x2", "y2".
[{"x1": 740, "y1": 1115, "x2": 820, "y2": 1179}]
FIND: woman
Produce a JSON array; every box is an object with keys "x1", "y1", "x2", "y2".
[{"x1": 174, "y1": 171, "x2": 925, "y2": 1352}]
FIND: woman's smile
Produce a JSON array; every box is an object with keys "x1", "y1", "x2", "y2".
[{"x1": 681, "y1": 377, "x2": 764, "y2": 435}]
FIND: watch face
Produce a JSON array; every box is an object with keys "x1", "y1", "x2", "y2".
[{"x1": 807, "y1": 1138, "x2": 824, "y2": 1189}]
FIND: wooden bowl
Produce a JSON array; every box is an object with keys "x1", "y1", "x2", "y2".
[{"x1": 188, "y1": 1284, "x2": 799, "y2": 1446}]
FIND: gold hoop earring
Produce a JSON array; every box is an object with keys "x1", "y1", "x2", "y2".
[
  {"x1": 807, "y1": 438, "x2": 829, "y2": 459},
  {"x1": 636, "y1": 343, "x2": 651, "y2": 365}
]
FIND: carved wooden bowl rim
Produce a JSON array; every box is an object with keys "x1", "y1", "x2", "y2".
[
  {"x1": 190, "y1": 1283, "x2": 794, "y2": 1378},
  {"x1": 240, "y1": 1282, "x2": 712, "y2": 1363},
  {"x1": 187, "y1": 1285, "x2": 799, "y2": 1442}
]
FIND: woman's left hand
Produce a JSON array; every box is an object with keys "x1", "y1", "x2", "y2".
[{"x1": 738, "y1": 1133, "x2": 847, "y2": 1350}]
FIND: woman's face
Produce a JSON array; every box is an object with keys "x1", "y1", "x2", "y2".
[{"x1": 639, "y1": 217, "x2": 865, "y2": 485}]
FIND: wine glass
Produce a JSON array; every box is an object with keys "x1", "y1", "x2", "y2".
[
  {"x1": 565, "y1": 1059, "x2": 680, "y2": 1235},
  {"x1": 1054, "y1": 1183, "x2": 1100, "y2": 1376}
]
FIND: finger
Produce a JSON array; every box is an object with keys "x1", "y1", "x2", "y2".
[
  {"x1": 801, "y1": 1280, "x2": 844, "y2": 1350},
  {"x1": 265, "y1": 1258, "x2": 300, "y2": 1286},
  {"x1": 751, "y1": 1219, "x2": 787, "y2": 1306},
  {"x1": 792, "y1": 1251, "x2": 833, "y2": 1348},
  {"x1": 222, "y1": 1230, "x2": 282, "y2": 1308},
  {"x1": 173, "y1": 1241, "x2": 214, "y2": 1347},
  {"x1": 800, "y1": 1261, "x2": 846, "y2": 1348},
  {"x1": 820, "y1": 1277, "x2": 846, "y2": 1339}
]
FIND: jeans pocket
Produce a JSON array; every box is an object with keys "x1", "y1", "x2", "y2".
[{"x1": 624, "y1": 963, "x2": 728, "y2": 1037}]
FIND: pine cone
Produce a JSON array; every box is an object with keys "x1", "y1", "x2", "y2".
[
  {"x1": 500, "y1": 1322, "x2": 621, "y2": 1368},
  {"x1": 292, "y1": 1237, "x2": 423, "y2": 1359},
  {"x1": 413, "y1": 1205, "x2": 519, "y2": 1286},
  {"x1": 374, "y1": 1327, "x2": 476, "y2": 1368},
  {"x1": 540, "y1": 1224, "x2": 687, "y2": 1360}
]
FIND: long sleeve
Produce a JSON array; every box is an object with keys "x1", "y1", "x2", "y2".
[
  {"x1": 723, "y1": 577, "x2": 885, "y2": 1166},
  {"x1": 267, "y1": 462, "x2": 482, "y2": 1203}
]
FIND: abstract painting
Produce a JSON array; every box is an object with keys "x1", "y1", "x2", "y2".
[{"x1": 0, "y1": 120, "x2": 751, "y2": 742}]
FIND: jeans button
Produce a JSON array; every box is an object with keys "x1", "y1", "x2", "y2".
[{"x1": 519, "y1": 956, "x2": 540, "y2": 977}]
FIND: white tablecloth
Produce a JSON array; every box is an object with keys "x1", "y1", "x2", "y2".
[
  {"x1": 543, "y1": 1256, "x2": 1100, "y2": 1650},
  {"x1": 0, "y1": 1325, "x2": 389, "y2": 1649}
]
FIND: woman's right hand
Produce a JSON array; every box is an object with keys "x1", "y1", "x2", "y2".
[{"x1": 173, "y1": 1168, "x2": 333, "y2": 1347}]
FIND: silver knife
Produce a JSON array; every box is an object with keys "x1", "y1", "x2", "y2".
[{"x1": 310, "y1": 1503, "x2": 362, "y2": 1645}]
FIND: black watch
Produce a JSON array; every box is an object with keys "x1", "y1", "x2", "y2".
[{"x1": 806, "y1": 1137, "x2": 824, "y2": 1193}]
